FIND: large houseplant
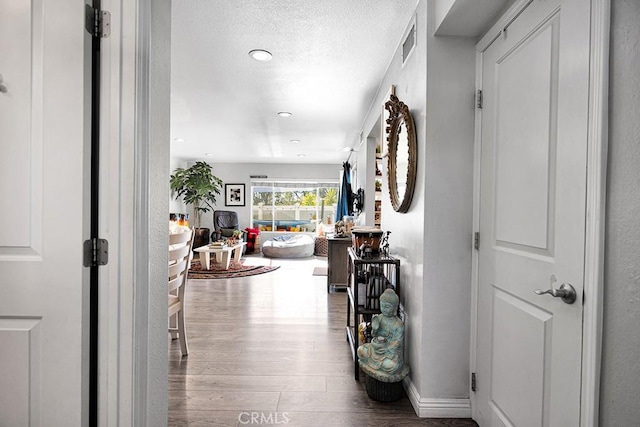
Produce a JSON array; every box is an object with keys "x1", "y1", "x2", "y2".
[{"x1": 170, "y1": 161, "x2": 223, "y2": 248}]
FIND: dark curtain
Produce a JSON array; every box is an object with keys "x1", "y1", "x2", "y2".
[{"x1": 336, "y1": 161, "x2": 353, "y2": 221}]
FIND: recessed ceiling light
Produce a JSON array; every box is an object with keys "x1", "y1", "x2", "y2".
[
  {"x1": 249, "y1": 49, "x2": 272, "y2": 62},
  {"x1": 277, "y1": 111, "x2": 292, "y2": 117},
  {"x1": 297, "y1": 154, "x2": 306, "y2": 157},
  {"x1": 290, "y1": 139, "x2": 301, "y2": 144},
  {"x1": 173, "y1": 138, "x2": 185, "y2": 143},
  {"x1": 204, "y1": 153, "x2": 213, "y2": 157}
]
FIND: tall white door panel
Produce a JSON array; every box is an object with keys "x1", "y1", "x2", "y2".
[
  {"x1": 0, "y1": 1, "x2": 90, "y2": 425},
  {"x1": 474, "y1": 0, "x2": 591, "y2": 425}
]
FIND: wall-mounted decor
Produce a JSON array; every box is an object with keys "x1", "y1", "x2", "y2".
[
  {"x1": 380, "y1": 85, "x2": 396, "y2": 158},
  {"x1": 353, "y1": 188, "x2": 365, "y2": 214},
  {"x1": 225, "y1": 183, "x2": 245, "y2": 206},
  {"x1": 385, "y1": 93, "x2": 417, "y2": 213}
]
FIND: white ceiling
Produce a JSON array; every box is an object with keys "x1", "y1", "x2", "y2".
[{"x1": 170, "y1": 0, "x2": 419, "y2": 164}]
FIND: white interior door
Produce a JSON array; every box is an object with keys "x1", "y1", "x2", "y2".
[
  {"x1": 474, "y1": 0, "x2": 591, "y2": 426},
  {"x1": 0, "y1": 1, "x2": 90, "y2": 425}
]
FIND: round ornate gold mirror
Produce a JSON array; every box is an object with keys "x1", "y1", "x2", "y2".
[{"x1": 385, "y1": 94, "x2": 417, "y2": 213}]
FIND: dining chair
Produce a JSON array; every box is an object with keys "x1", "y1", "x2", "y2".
[{"x1": 168, "y1": 227, "x2": 194, "y2": 356}]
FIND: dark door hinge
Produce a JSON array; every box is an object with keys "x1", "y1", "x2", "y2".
[
  {"x1": 84, "y1": 238, "x2": 109, "y2": 267},
  {"x1": 471, "y1": 372, "x2": 477, "y2": 392},
  {"x1": 85, "y1": 5, "x2": 111, "y2": 38},
  {"x1": 476, "y1": 90, "x2": 483, "y2": 109},
  {"x1": 474, "y1": 232, "x2": 480, "y2": 250}
]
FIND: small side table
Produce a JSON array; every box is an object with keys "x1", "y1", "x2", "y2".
[{"x1": 326, "y1": 237, "x2": 351, "y2": 292}]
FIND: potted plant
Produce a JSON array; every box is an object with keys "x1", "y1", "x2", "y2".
[
  {"x1": 226, "y1": 229, "x2": 244, "y2": 246},
  {"x1": 170, "y1": 161, "x2": 223, "y2": 248}
]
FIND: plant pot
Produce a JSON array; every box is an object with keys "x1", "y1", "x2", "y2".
[{"x1": 193, "y1": 228, "x2": 210, "y2": 249}]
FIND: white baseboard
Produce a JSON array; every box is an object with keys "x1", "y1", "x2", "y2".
[{"x1": 404, "y1": 377, "x2": 472, "y2": 418}]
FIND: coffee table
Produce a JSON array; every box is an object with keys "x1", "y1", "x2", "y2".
[{"x1": 193, "y1": 242, "x2": 247, "y2": 270}]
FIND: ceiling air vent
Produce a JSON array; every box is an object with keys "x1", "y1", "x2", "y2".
[{"x1": 402, "y1": 19, "x2": 416, "y2": 65}]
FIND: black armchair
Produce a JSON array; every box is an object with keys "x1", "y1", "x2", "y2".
[{"x1": 211, "y1": 210, "x2": 247, "y2": 246}]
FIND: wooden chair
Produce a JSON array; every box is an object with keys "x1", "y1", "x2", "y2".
[{"x1": 168, "y1": 228, "x2": 194, "y2": 356}]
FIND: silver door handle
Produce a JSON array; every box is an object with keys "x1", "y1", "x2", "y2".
[{"x1": 534, "y1": 283, "x2": 576, "y2": 304}]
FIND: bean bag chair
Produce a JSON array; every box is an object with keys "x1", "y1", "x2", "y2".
[{"x1": 262, "y1": 234, "x2": 315, "y2": 258}]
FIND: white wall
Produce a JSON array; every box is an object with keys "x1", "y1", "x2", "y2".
[
  {"x1": 145, "y1": 0, "x2": 172, "y2": 425},
  {"x1": 600, "y1": 0, "x2": 640, "y2": 423},
  {"x1": 421, "y1": 4, "x2": 476, "y2": 399},
  {"x1": 367, "y1": 0, "x2": 429, "y2": 397},
  {"x1": 434, "y1": 0, "x2": 513, "y2": 37},
  {"x1": 358, "y1": 0, "x2": 476, "y2": 409},
  {"x1": 435, "y1": 0, "x2": 457, "y2": 29}
]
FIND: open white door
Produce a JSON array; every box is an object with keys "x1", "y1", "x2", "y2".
[
  {"x1": 474, "y1": 0, "x2": 592, "y2": 426},
  {"x1": 0, "y1": 1, "x2": 91, "y2": 425}
]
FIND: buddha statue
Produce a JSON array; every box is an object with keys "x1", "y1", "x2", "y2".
[{"x1": 357, "y1": 288, "x2": 410, "y2": 383}]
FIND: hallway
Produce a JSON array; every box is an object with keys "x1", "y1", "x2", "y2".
[{"x1": 168, "y1": 255, "x2": 477, "y2": 426}]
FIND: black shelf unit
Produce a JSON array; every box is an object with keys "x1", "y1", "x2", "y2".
[{"x1": 345, "y1": 246, "x2": 400, "y2": 380}]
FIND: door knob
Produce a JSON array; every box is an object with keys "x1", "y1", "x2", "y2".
[{"x1": 534, "y1": 282, "x2": 577, "y2": 304}]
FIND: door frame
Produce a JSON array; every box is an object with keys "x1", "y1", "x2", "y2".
[
  {"x1": 98, "y1": 0, "x2": 137, "y2": 423},
  {"x1": 99, "y1": 0, "x2": 172, "y2": 424},
  {"x1": 469, "y1": 0, "x2": 610, "y2": 425}
]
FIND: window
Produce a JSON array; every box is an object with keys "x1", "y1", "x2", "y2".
[{"x1": 251, "y1": 180, "x2": 339, "y2": 232}]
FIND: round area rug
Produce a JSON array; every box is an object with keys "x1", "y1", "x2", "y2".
[{"x1": 188, "y1": 259, "x2": 279, "y2": 280}]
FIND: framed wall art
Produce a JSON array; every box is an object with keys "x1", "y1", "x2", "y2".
[{"x1": 225, "y1": 183, "x2": 245, "y2": 207}]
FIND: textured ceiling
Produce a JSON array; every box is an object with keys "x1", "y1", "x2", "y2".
[{"x1": 170, "y1": 0, "x2": 418, "y2": 164}]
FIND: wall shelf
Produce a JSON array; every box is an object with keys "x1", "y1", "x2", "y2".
[{"x1": 374, "y1": 154, "x2": 383, "y2": 226}]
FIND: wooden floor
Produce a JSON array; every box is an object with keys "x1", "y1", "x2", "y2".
[{"x1": 168, "y1": 255, "x2": 478, "y2": 427}]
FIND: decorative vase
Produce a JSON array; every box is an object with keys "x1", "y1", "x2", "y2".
[
  {"x1": 193, "y1": 228, "x2": 210, "y2": 249},
  {"x1": 365, "y1": 374, "x2": 404, "y2": 402}
]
